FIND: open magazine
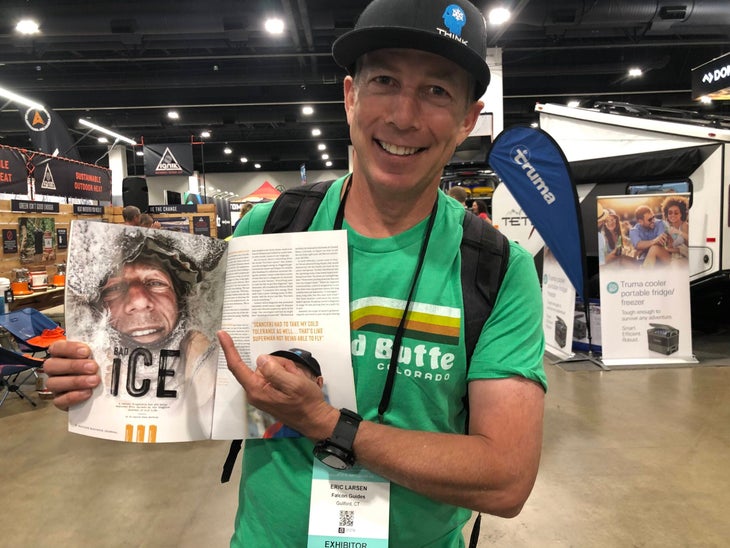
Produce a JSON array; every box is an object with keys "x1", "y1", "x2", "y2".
[{"x1": 65, "y1": 220, "x2": 355, "y2": 443}]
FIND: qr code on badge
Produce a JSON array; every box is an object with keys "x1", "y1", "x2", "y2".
[{"x1": 339, "y1": 510, "x2": 354, "y2": 528}]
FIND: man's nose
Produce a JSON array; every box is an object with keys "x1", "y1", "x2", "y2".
[
  {"x1": 388, "y1": 89, "x2": 422, "y2": 130},
  {"x1": 124, "y1": 283, "x2": 153, "y2": 309}
]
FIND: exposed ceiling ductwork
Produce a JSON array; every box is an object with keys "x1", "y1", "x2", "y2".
[{"x1": 0, "y1": 0, "x2": 727, "y2": 173}]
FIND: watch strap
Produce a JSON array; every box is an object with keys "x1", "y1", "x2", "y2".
[{"x1": 329, "y1": 408, "x2": 362, "y2": 452}]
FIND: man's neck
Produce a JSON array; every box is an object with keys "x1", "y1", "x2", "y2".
[{"x1": 342, "y1": 174, "x2": 439, "y2": 238}]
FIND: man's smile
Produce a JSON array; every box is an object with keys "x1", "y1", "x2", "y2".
[
  {"x1": 376, "y1": 139, "x2": 425, "y2": 156},
  {"x1": 127, "y1": 326, "x2": 164, "y2": 338}
]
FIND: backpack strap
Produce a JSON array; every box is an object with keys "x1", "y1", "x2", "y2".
[
  {"x1": 460, "y1": 212, "x2": 510, "y2": 365},
  {"x1": 262, "y1": 179, "x2": 336, "y2": 233},
  {"x1": 220, "y1": 439, "x2": 242, "y2": 483},
  {"x1": 459, "y1": 213, "x2": 511, "y2": 548},
  {"x1": 222, "y1": 180, "x2": 336, "y2": 483}
]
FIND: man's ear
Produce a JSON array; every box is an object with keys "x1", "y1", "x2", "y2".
[{"x1": 343, "y1": 76, "x2": 355, "y2": 126}]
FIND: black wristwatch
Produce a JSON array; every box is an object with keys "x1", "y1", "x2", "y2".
[{"x1": 313, "y1": 408, "x2": 362, "y2": 470}]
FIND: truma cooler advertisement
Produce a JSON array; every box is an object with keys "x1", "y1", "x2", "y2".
[{"x1": 596, "y1": 194, "x2": 695, "y2": 366}]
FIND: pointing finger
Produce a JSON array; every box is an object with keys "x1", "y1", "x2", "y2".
[{"x1": 217, "y1": 330, "x2": 256, "y2": 389}]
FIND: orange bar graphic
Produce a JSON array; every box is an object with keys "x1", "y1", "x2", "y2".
[
  {"x1": 125, "y1": 424, "x2": 133, "y2": 442},
  {"x1": 148, "y1": 425, "x2": 157, "y2": 443},
  {"x1": 136, "y1": 425, "x2": 145, "y2": 443}
]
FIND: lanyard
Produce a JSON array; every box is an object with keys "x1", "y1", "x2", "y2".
[{"x1": 334, "y1": 177, "x2": 439, "y2": 422}]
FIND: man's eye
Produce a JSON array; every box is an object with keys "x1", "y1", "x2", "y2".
[
  {"x1": 429, "y1": 85, "x2": 449, "y2": 97},
  {"x1": 101, "y1": 283, "x2": 126, "y2": 300},
  {"x1": 145, "y1": 280, "x2": 171, "y2": 291},
  {"x1": 372, "y1": 75, "x2": 394, "y2": 86}
]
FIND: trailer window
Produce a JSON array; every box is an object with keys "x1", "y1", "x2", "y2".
[{"x1": 626, "y1": 180, "x2": 692, "y2": 207}]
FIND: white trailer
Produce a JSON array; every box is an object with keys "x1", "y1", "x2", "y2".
[{"x1": 492, "y1": 102, "x2": 730, "y2": 325}]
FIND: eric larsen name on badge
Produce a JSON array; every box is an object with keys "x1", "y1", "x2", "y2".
[{"x1": 330, "y1": 483, "x2": 367, "y2": 506}]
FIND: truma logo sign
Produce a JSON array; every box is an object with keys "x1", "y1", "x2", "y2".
[{"x1": 510, "y1": 145, "x2": 556, "y2": 204}]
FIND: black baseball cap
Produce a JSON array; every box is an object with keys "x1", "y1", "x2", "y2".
[
  {"x1": 270, "y1": 348, "x2": 322, "y2": 377},
  {"x1": 332, "y1": 0, "x2": 490, "y2": 98}
]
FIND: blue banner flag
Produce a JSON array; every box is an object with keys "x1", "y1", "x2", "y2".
[{"x1": 488, "y1": 126, "x2": 586, "y2": 299}]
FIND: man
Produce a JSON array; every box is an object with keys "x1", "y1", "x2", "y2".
[
  {"x1": 448, "y1": 185, "x2": 470, "y2": 209},
  {"x1": 45, "y1": 0, "x2": 546, "y2": 545},
  {"x1": 138, "y1": 213, "x2": 161, "y2": 229},
  {"x1": 122, "y1": 205, "x2": 142, "y2": 226},
  {"x1": 94, "y1": 233, "x2": 197, "y2": 348},
  {"x1": 629, "y1": 204, "x2": 671, "y2": 267}
]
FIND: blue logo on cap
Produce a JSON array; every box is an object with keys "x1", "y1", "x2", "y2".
[{"x1": 442, "y1": 4, "x2": 467, "y2": 37}]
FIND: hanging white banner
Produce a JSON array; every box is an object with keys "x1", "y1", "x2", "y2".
[
  {"x1": 542, "y1": 247, "x2": 576, "y2": 360},
  {"x1": 596, "y1": 193, "x2": 696, "y2": 366}
]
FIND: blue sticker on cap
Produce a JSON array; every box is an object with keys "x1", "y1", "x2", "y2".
[{"x1": 442, "y1": 4, "x2": 467, "y2": 37}]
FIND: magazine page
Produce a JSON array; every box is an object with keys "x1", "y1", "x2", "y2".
[
  {"x1": 211, "y1": 230, "x2": 355, "y2": 440},
  {"x1": 66, "y1": 220, "x2": 228, "y2": 442}
]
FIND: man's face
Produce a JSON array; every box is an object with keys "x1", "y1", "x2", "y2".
[
  {"x1": 344, "y1": 49, "x2": 482, "y2": 200},
  {"x1": 100, "y1": 260, "x2": 179, "y2": 345},
  {"x1": 639, "y1": 212, "x2": 655, "y2": 229}
]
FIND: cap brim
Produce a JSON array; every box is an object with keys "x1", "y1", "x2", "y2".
[{"x1": 332, "y1": 27, "x2": 490, "y2": 97}]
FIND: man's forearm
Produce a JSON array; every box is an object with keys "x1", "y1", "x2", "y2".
[{"x1": 349, "y1": 379, "x2": 545, "y2": 517}]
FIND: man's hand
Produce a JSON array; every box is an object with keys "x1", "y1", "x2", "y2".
[
  {"x1": 217, "y1": 331, "x2": 338, "y2": 440},
  {"x1": 45, "y1": 341, "x2": 101, "y2": 411},
  {"x1": 653, "y1": 233, "x2": 669, "y2": 246}
]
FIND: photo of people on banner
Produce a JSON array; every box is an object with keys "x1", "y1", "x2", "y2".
[
  {"x1": 596, "y1": 192, "x2": 694, "y2": 366},
  {"x1": 596, "y1": 194, "x2": 690, "y2": 270}
]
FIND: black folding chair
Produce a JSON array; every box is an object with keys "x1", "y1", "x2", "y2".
[{"x1": 0, "y1": 347, "x2": 44, "y2": 408}]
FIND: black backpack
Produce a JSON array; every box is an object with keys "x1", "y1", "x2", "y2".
[{"x1": 221, "y1": 178, "x2": 509, "y2": 470}]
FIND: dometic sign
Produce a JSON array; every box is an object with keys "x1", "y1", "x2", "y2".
[
  {"x1": 143, "y1": 143, "x2": 194, "y2": 177},
  {"x1": 692, "y1": 51, "x2": 730, "y2": 100}
]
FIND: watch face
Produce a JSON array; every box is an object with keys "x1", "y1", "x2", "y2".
[
  {"x1": 320, "y1": 453, "x2": 348, "y2": 470},
  {"x1": 314, "y1": 442, "x2": 353, "y2": 470}
]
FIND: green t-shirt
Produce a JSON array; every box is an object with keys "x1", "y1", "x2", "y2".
[{"x1": 230, "y1": 176, "x2": 546, "y2": 547}]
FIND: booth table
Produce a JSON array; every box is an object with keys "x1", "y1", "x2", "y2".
[{"x1": 10, "y1": 286, "x2": 65, "y2": 314}]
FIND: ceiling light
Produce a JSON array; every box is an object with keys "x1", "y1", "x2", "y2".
[
  {"x1": 264, "y1": 17, "x2": 285, "y2": 34},
  {"x1": 223, "y1": 146, "x2": 232, "y2": 154},
  {"x1": 317, "y1": 143, "x2": 326, "y2": 151},
  {"x1": 240, "y1": 156, "x2": 248, "y2": 163},
  {"x1": 200, "y1": 130, "x2": 211, "y2": 138},
  {"x1": 488, "y1": 8, "x2": 511, "y2": 25},
  {"x1": 97, "y1": 137, "x2": 109, "y2": 143},
  {"x1": 311, "y1": 128, "x2": 321, "y2": 136},
  {"x1": 16, "y1": 19, "x2": 40, "y2": 35},
  {"x1": 0, "y1": 86, "x2": 44, "y2": 110},
  {"x1": 321, "y1": 153, "x2": 329, "y2": 160},
  {"x1": 628, "y1": 67, "x2": 643, "y2": 77},
  {"x1": 325, "y1": 161, "x2": 333, "y2": 167},
  {"x1": 530, "y1": 122, "x2": 539, "y2": 128},
  {"x1": 699, "y1": 96, "x2": 712, "y2": 104},
  {"x1": 567, "y1": 100, "x2": 580, "y2": 108},
  {"x1": 78, "y1": 118, "x2": 136, "y2": 145},
  {"x1": 167, "y1": 110, "x2": 179, "y2": 119},
  {"x1": 254, "y1": 163, "x2": 261, "y2": 169},
  {"x1": 136, "y1": 150, "x2": 144, "y2": 156},
  {"x1": 302, "y1": 106, "x2": 314, "y2": 116}
]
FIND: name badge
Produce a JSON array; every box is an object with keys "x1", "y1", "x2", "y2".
[{"x1": 307, "y1": 460, "x2": 390, "y2": 547}]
